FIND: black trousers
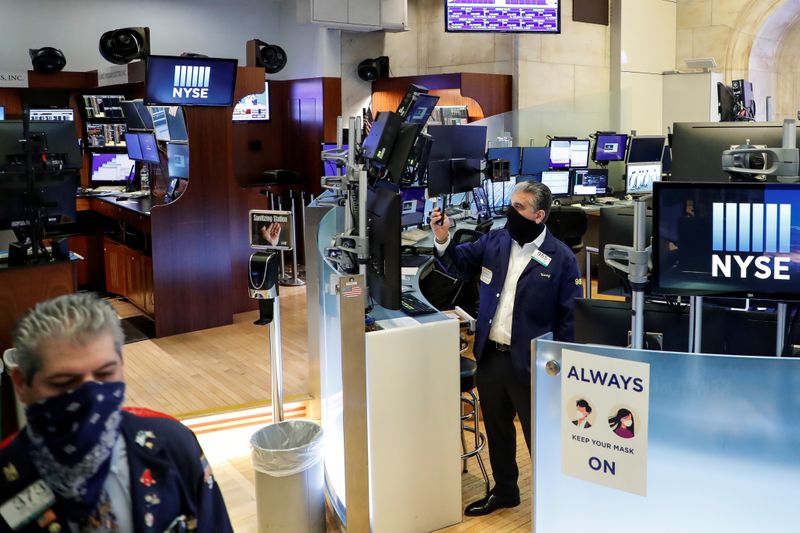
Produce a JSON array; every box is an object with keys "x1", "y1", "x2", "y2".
[{"x1": 476, "y1": 345, "x2": 531, "y2": 497}]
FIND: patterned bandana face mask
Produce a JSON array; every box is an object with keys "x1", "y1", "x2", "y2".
[{"x1": 25, "y1": 381, "x2": 125, "y2": 519}]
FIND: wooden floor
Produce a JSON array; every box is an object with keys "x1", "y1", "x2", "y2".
[
  {"x1": 123, "y1": 280, "x2": 620, "y2": 531},
  {"x1": 121, "y1": 286, "x2": 310, "y2": 417}
]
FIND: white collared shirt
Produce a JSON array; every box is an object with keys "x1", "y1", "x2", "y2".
[
  {"x1": 106, "y1": 435, "x2": 133, "y2": 532},
  {"x1": 435, "y1": 227, "x2": 548, "y2": 345}
]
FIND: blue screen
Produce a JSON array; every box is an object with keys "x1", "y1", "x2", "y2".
[
  {"x1": 126, "y1": 133, "x2": 142, "y2": 160},
  {"x1": 486, "y1": 147, "x2": 522, "y2": 177},
  {"x1": 400, "y1": 187, "x2": 426, "y2": 227},
  {"x1": 145, "y1": 55, "x2": 238, "y2": 107},
  {"x1": 521, "y1": 147, "x2": 551, "y2": 176},
  {"x1": 167, "y1": 143, "x2": 189, "y2": 178},
  {"x1": 134, "y1": 133, "x2": 160, "y2": 163},
  {"x1": 594, "y1": 133, "x2": 628, "y2": 162},
  {"x1": 654, "y1": 182, "x2": 800, "y2": 299},
  {"x1": 0, "y1": 106, "x2": 4, "y2": 120}
]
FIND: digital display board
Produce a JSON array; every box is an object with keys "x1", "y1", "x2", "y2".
[
  {"x1": 145, "y1": 55, "x2": 238, "y2": 107},
  {"x1": 446, "y1": 0, "x2": 561, "y2": 33}
]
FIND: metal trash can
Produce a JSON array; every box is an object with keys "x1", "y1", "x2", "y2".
[
  {"x1": 2, "y1": 349, "x2": 26, "y2": 427},
  {"x1": 251, "y1": 420, "x2": 325, "y2": 532}
]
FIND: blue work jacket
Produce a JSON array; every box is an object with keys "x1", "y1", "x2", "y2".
[
  {"x1": 439, "y1": 227, "x2": 582, "y2": 381},
  {"x1": 0, "y1": 408, "x2": 233, "y2": 533}
]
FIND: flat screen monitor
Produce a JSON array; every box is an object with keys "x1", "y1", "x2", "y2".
[
  {"x1": 445, "y1": 0, "x2": 560, "y2": 33},
  {"x1": 232, "y1": 81, "x2": 270, "y2": 122},
  {"x1": 593, "y1": 133, "x2": 628, "y2": 162},
  {"x1": 91, "y1": 153, "x2": 134, "y2": 185},
  {"x1": 486, "y1": 147, "x2": 522, "y2": 177},
  {"x1": 367, "y1": 185, "x2": 402, "y2": 310},
  {"x1": 0, "y1": 171, "x2": 79, "y2": 231},
  {"x1": 572, "y1": 168, "x2": 608, "y2": 196},
  {"x1": 0, "y1": 106, "x2": 4, "y2": 120},
  {"x1": 569, "y1": 139, "x2": 590, "y2": 169},
  {"x1": 145, "y1": 55, "x2": 238, "y2": 107},
  {"x1": 520, "y1": 147, "x2": 551, "y2": 176},
  {"x1": 125, "y1": 132, "x2": 159, "y2": 163},
  {"x1": 541, "y1": 170, "x2": 571, "y2": 197},
  {"x1": 400, "y1": 186, "x2": 426, "y2": 228},
  {"x1": 148, "y1": 106, "x2": 188, "y2": 142},
  {"x1": 0, "y1": 121, "x2": 81, "y2": 170},
  {"x1": 121, "y1": 100, "x2": 154, "y2": 131},
  {"x1": 125, "y1": 132, "x2": 142, "y2": 160},
  {"x1": 670, "y1": 122, "x2": 796, "y2": 183},
  {"x1": 404, "y1": 93, "x2": 440, "y2": 125},
  {"x1": 428, "y1": 125, "x2": 487, "y2": 160},
  {"x1": 29, "y1": 109, "x2": 73, "y2": 121},
  {"x1": 626, "y1": 163, "x2": 661, "y2": 194},
  {"x1": 167, "y1": 143, "x2": 189, "y2": 179},
  {"x1": 548, "y1": 140, "x2": 571, "y2": 169},
  {"x1": 653, "y1": 182, "x2": 800, "y2": 300},
  {"x1": 627, "y1": 136, "x2": 666, "y2": 164},
  {"x1": 452, "y1": 158, "x2": 482, "y2": 192},
  {"x1": 427, "y1": 160, "x2": 452, "y2": 196}
]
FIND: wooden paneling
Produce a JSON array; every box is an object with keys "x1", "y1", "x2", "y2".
[
  {"x1": 68, "y1": 234, "x2": 105, "y2": 289},
  {"x1": 372, "y1": 73, "x2": 513, "y2": 121},
  {"x1": 149, "y1": 106, "x2": 235, "y2": 337}
]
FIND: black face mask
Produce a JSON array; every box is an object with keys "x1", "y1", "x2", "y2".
[{"x1": 505, "y1": 206, "x2": 544, "y2": 246}]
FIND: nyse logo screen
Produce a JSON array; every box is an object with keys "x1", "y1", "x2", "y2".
[
  {"x1": 654, "y1": 184, "x2": 800, "y2": 298},
  {"x1": 145, "y1": 56, "x2": 237, "y2": 107},
  {"x1": 711, "y1": 202, "x2": 792, "y2": 281}
]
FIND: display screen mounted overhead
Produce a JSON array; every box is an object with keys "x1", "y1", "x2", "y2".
[
  {"x1": 145, "y1": 55, "x2": 238, "y2": 107},
  {"x1": 446, "y1": 0, "x2": 561, "y2": 33}
]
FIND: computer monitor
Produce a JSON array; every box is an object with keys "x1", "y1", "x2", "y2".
[
  {"x1": 121, "y1": 100, "x2": 154, "y2": 131},
  {"x1": 404, "y1": 93, "x2": 440, "y2": 125},
  {"x1": 362, "y1": 111, "x2": 402, "y2": 165},
  {"x1": 670, "y1": 122, "x2": 796, "y2": 183},
  {"x1": 0, "y1": 120, "x2": 81, "y2": 170},
  {"x1": 167, "y1": 143, "x2": 189, "y2": 179},
  {"x1": 626, "y1": 136, "x2": 666, "y2": 164},
  {"x1": 486, "y1": 147, "x2": 522, "y2": 177},
  {"x1": 593, "y1": 133, "x2": 628, "y2": 162},
  {"x1": 0, "y1": 170, "x2": 79, "y2": 231},
  {"x1": 451, "y1": 158, "x2": 482, "y2": 192},
  {"x1": 396, "y1": 84, "x2": 429, "y2": 119},
  {"x1": 126, "y1": 132, "x2": 142, "y2": 161},
  {"x1": 91, "y1": 153, "x2": 134, "y2": 186},
  {"x1": 569, "y1": 139, "x2": 590, "y2": 169},
  {"x1": 548, "y1": 140, "x2": 571, "y2": 169},
  {"x1": 541, "y1": 170, "x2": 571, "y2": 197},
  {"x1": 0, "y1": 106, "x2": 4, "y2": 120},
  {"x1": 145, "y1": 55, "x2": 238, "y2": 107},
  {"x1": 126, "y1": 132, "x2": 159, "y2": 163},
  {"x1": 662, "y1": 145, "x2": 672, "y2": 174},
  {"x1": 428, "y1": 125, "x2": 487, "y2": 160},
  {"x1": 384, "y1": 123, "x2": 423, "y2": 184},
  {"x1": 717, "y1": 82, "x2": 737, "y2": 122},
  {"x1": 367, "y1": 185, "x2": 402, "y2": 310},
  {"x1": 400, "y1": 186, "x2": 426, "y2": 228},
  {"x1": 572, "y1": 168, "x2": 608, "y2": 196},
  {"x1": 232, "y1": 81, "x2": 270, "y2": 122},
  {"x1": 652, "y1": 182, "x2": 800, "y2": 300},
  {"x1": 148, "y1": 106, "x2": 188, "y2": 142},
  {"x1": 426, "y1": 160, "x2": 452, "y2": 196},
  {"x1": 28, "y1": 109, "x2": 74, "y2": 121},
  {"x1": 626, "y1": 163, "x2": 661, "y2": 194},
  {"x1": 520, "y1": 147, "x2": 551, "y2": 176}
]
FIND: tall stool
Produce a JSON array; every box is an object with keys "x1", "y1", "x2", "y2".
[{"x1": 460, "y1": 356, "x2": 490, "y2": 498}]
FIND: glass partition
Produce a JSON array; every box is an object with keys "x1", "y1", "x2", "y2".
[{"x1": 533, "y1": 337, "x2": 800, "y2": 532}]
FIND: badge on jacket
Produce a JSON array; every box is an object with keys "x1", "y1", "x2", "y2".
[{"x1": 480, "y1": 267, "x2": 492, "y2": 284}]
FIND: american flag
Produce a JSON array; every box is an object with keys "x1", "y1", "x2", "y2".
[
  {"x1": 362, "y1": 107, "x2": 373, "y2": 138},
  {"x1": 342, "y1": 282, "x2": 362, "y2": 298}
]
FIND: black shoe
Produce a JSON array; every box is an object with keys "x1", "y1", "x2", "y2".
[{"x1": 464, "y1": 489, "x2": 520, "y2": 517}]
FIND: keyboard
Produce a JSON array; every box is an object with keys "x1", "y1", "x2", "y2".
[
  {"x1": 400, "y1": 293, "x2": 438, "y2": 316},
  {"x1": 401, "y1": 228, "x2": 429, "y2": 243}
]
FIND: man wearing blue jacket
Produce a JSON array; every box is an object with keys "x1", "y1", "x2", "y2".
[
  {"x1": 432, "y1": 181, "x2": 581, "y2": 516},
  {"x1": 1, "y1": 293, "x2": 233, "y2": 532}
]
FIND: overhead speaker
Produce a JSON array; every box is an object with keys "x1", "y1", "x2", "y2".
[
  {"x1": 254, "y1": 40, "x2": 287, "y2": 74},
  {"x1": 99, "y1": 27, "x2": 150, "y2": 64},
  {"x1": 357, "y1": 56, "x2": 389, "y2": 82},
  {"x1": 29, "y1": 47, "x2": 66, "y2": 73}
]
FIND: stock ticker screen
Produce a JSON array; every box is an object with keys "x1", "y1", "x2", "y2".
[{"x1": 446, "y1": 0, "x2": 561, "y2": 33}]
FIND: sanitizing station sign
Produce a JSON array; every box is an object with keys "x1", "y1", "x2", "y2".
[{"x1": 560, "y1": 349, "x2": 650, "y2": 496}]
